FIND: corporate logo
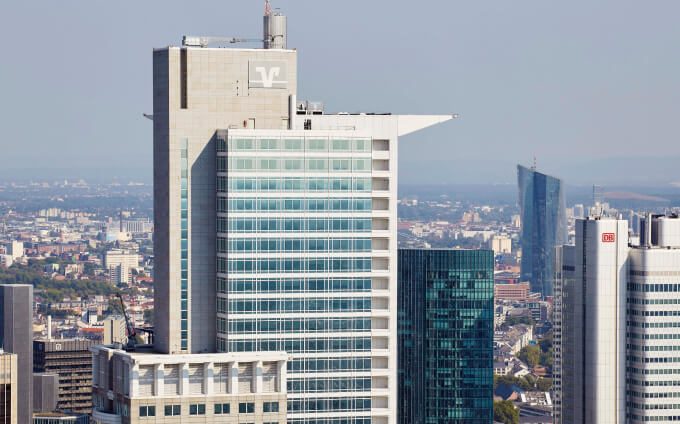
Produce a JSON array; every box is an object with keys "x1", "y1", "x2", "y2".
[
  {"x1": 249, "y1": 61, "x2": 287, "y2": 89},
  {"x1": 602, "y1": 233, "x2": 616, "y2": 243}
]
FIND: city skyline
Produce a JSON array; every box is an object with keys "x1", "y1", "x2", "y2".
[{"x1": 3, "y1": 1, "x2": 680, "y2": 185}]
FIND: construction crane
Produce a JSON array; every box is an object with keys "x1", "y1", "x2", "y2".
[
  {"x1": 182, "y1": 35, "x2": 263, "y2": 48},
  {"x1": 116, "y1": 293, "x2": 153, "y2": 351},
  {"x1": 117, "y1": 293, "x2": 136, "y2": 350}
]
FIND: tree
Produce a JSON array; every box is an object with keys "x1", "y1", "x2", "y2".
[
  {"x1": 536, "y1": 377, "x2": 552, "y2": 392},
  {"x1": 518, "y1": 345, "x2": 541, "y2": 368},
  {"x1": 494, "y1": 400, "x2": 519, "y2": 424}
]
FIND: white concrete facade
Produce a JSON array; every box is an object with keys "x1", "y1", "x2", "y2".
[
  {"x1": 150, "y1": 15, "x2": 451, "y2": 423},
  {"x1": 577, "y1": 217, "x2": 628, "y2": 424}
]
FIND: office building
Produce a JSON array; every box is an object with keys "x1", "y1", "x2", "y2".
[
  {"x1": 138, "y1": 6, "x2": 452, "y2": 424},
  {"x1": 33, "y1": 339, "x2": 96, "y2": 414},
  {"x1": 517, "y1": 164, "x2": 567, "y2": 297},
  {"x1": 33, "y1": 373, "x2": 59, "y2": 413},
  {"x1": 0, "y1": 284, "x2": 33, "y2": 424},
  {"x1": 494, "y1": 282, "x2": 530, "y2": 302},
  {"x1": 0, "y1": 351, "x2": 17, "y2": 424},
  {"x1": 627, "y1": 214, "x2": 680, "y2": 423},
  {"x1": 33, "y1": 412, "x2": 90, "y2": 424},
  {"x1": 105, "y1": 250, "x2": 139, "y2": 285},
  {"x1": 554, "y1": 214, "x2": 680, "y2": 423},
  {"x1": 91, "y1": 347, "x2": 287, "y2": 424},
  {"x1": 397, "y1": 249, "x2": 494, "y2": 424},
  {"x1": 552, "y1": 245, "x2": 579, "y2": 424}
]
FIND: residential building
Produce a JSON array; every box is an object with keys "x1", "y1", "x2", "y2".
[
  {"x1": 91, "y1": 347, "x2": 287, "y2": 424},
  {"x1": 33, "y1": 339, "x2": 96, "y2": 414},
  {"x1": 103, "y1": 317, "x2": 126, "y2": 345},
  {"x1": 488, "y1": 235, "x2": 512, "y2": 255},
  {"x1": 517, "y1": 164, "x2": 567, "y2": 297},
  {"x1": 0, "y1": 351, "x2": 17, "y2": 424},
  {"x1": 398, "y1": 249, "x2": 494, "y2": 424},
  {"x1": 7, "y1": 241, "x2": 23, "y2": 260},
  {"x1": 105, "y1": 250, "x2": 139, "y2": 285},
  {"x1": 0, "y1": 284, "x2": 33, "y2": 424},
  {"x1": 144, "y1": 7, "x2": 452, "y2": 424}
]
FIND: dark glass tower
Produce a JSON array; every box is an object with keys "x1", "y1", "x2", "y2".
[
  {"x1": 398, "y1": 249, "x2": 494, "y2": 424},
  {"x1": 517, "y1": 164, "x2": 567, "y2": 297}
]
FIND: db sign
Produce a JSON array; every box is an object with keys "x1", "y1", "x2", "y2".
[{"x1": 602, "y1": 233, "x2": 616, "y2": 243}]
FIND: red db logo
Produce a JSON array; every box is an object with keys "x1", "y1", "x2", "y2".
[{"x1": 602, "y1": 233, "x2": 616, "y2": 243}]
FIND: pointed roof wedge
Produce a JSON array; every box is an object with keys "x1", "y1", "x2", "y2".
[{"x1": 397, "y1": 115, "x2": 456, "y2": 137}]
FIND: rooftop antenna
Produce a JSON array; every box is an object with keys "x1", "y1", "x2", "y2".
[{"x1": 531, "y1": 156, "x2": 537, "y2": 172}]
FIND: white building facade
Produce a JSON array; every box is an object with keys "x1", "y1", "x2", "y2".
[
  {"x1": 555, "y1": 214, "x2": 680, "y2": 423},
  {"x1": 148, "y1": 8, "x2": 452, "y2": 424}
]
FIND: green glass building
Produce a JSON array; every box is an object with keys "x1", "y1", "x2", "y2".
[{"x1": 398, "y1": 249, "x2": 494, "y2": 424}]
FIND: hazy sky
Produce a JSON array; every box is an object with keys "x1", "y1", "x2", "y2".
[{"x1": 2, "y1": 1, "x2": 680, "y2": 185}]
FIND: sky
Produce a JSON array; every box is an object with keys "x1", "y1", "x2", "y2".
[{"x1": 1, "y1": 1, "x2": 680, "y2": 186}]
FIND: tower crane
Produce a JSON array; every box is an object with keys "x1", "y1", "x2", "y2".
[
  {"x1": 182, "y1": 36, "x2": 264, "y2": 48},
  {"x1": 116, "y1": 293, "x2": 154, "y2": 350}
]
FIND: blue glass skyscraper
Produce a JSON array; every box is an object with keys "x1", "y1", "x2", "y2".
[
  {"x1": 397, "y1": 249, "x2": 494, "y2": 424},
  {"x1": 517, "y1": 164, "x2": 567, "y2": 297}
]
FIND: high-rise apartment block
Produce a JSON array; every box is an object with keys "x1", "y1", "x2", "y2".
[
  {"x1": 0, "y1": 351, "x2": 17, "y2": 424},
  {"x1": 397, "y1": 249, "x2": 494, "y2": 424},
  {"x1": 517, "y1": 164, "x2": 567, "y2": 297},
  {"x1": 105, "y1": 250, "x2": 139, "y2": 285},
  {"x1": 91, "y1": 7, "x2": 452, "y2": 424},
  {"x1": 554, "y1": 214, "x2": 680, "y2": 423},
  {"x1": 0, "y1": 284, "x2": 33, "y2": 424},
  {"x1": 34, "y1": 339, "x2": 96, "y2": 414}
]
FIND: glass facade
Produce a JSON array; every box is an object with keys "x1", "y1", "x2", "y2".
[
  {"x1": 398, "y1": 249, "x2": 494, "y2": 424},
  {"x1": 217, "y1": 133, "x2": 376, "y2": 424},
  {"x1": 517, "y1": 164, "x2": 567, "y2": 297},
  {"x1": 180, "y1": 139, "x2": 189, "y2": 351}
]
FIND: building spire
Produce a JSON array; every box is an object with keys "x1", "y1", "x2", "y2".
[{"x1": 264, "y1": 0, "x2": 272, "y2": 16}]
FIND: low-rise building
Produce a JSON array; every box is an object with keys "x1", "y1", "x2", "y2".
[
  {"x1": 495, "y1": 282, "x2": 531, "y2": 301},
  {"x1": 91, "y1": 346, "x2": 288, "y2": 424}
]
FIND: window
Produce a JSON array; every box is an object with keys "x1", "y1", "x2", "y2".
[
  {"x1": 239, "y1": 402, "x2": 255, "y2": 413},
  {"x1": 331, "y1": 159, "x2": 351, "y2": 171},
  {"x1": 139, "y1": 405, "x2": 155, "y2": 417},
  {"x1": 233, "y1": 138, "x2": 255, "y2": 151},
  {"x1": 164, "y1": 405, "x2": 181, "y2": 416},
  {"x1": 259, "y1": 138, "x2": 280, "y2": 150},
  {"x1": 189, "y1": 404, "x2": 205, "y2": 415},
  {"x1": 306, "y1": 138, "x2": 327, "y2": 151},
  {"x1": 331, "y1": 139, "x2": 351, "y2": 151},
  {"x1": 263, "y1": 402, "x2": 280, "y2": 413},
  {"x1": 284, "y1": 138, "x2": 303, "y2": 151},
  {"x1": 214, "y1": 403, "x2": 231, "y2": 414}
]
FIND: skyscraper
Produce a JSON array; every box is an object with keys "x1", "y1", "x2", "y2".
[
  {"x1": 517, "y1": 164, "x2": 567, "y2": 297},
  {"x1": 0, "y1": 351, "x2": 17, "y2": 424},
  {"x1": 0, "y1": 284, "x2": 33, "y2": 424},
  {"x1": 627, "y1": 214, "x2": 680, "y2": 423},
  {"x1": 397, "y1": 249, "x2": 494, "y2": 424},
  {"x1": 554, "y1": 213, "x2": 680, "y2": 423},
  {"x1": 92, "y1": 8, "x2": 452, "y2": 424}
]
